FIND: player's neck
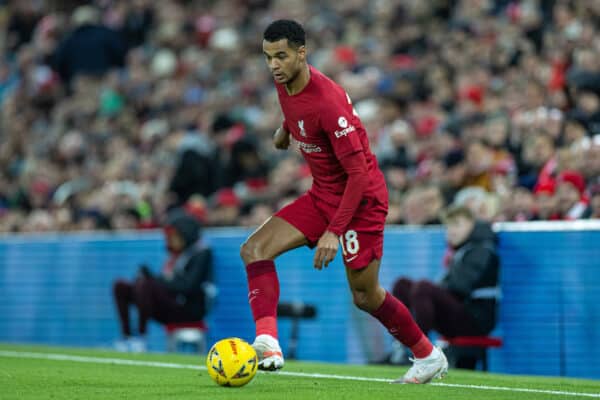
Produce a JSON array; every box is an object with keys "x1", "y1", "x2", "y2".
[{"x1": 285, "y1": 64, "x2": 310, "y2": 96}]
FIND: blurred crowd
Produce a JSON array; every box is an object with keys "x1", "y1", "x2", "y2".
[{"x1": 1, "y1": 0, "x2": 600, "y2": 233}]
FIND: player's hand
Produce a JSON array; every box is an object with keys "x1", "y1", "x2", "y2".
[
  {"x1": 273, "y1": 127, "x2": 290, "y2": 150},
  {"x1": 314, "y1": 231, "x2": 339, "y2": 270}
]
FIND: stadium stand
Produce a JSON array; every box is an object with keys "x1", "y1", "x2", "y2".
[{"x1": 1, "y1": 1, "x2": 599, "y2": 233}]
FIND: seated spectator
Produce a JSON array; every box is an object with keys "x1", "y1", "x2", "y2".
[
  {"x1": 555, "y1": 170, "x2": 589, "y2": 220},
  {"x1": 4, "y1": 1, "x2": 600, "y2": 230},
  {"x1": 506, "y1": 187, "x2": 535, "y2": 221},
  {"x1": 533, "y1": 181, "x2": 559, "y2": 220},
  {"x1": 402, "y1": 185, "x2": 445, "y2": 225},
  {"x1": 464, "y1": 141, "x2": 495, "y2": 191},
  {"x1": 52, "y1": 6, "x2": 126, "y2": 86},
  {"x1": 390, "y1": 206, "x2": 500, "y2": 363},
  {"x1": 440, "y1": 149, "x2": 467, "y2": 205},
  {"x1": 112, "y1": 208, "x2": 214, "y2": 352}
]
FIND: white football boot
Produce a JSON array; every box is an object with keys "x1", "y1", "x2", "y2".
[
  {"x1": 252, "y1": 334, "x2": 284, "y2": 371},
  {"x1": 396, "y1": 346, "x2": 448, "y2": 384}
]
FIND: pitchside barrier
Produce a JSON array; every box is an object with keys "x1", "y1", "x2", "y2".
[{"x1": 0, "y1": 221, "x2": 598, "y2": 379}]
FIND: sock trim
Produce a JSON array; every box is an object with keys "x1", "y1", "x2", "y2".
[
  {"x1": 410, "y1": 335, "x2": 434, "y2": 359},
  {"x1": 256, "y1": 316, "x2": 278, "y2": 338},
  {"x1": 246, "y1": 260, "x2": 276, "y2": 278}
]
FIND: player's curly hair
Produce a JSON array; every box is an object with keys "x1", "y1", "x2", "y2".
[{"x1": 263, "y1": 19, "x2": 305, "y2": 49}]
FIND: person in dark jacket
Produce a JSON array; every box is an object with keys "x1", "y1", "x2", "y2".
[
  {"x1": 112, "y1": 208, "x2": 215, "y2": 352},
  {"x1": 52, "y1": 6, "x2": 126, "y2": 86},
  {"x1": 392, "y1": 205, "x2": 500, "y2": 339}
]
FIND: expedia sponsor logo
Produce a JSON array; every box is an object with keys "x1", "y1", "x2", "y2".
[{"x1": 334, "y1": 125, "x2": 356, "y2": 138}]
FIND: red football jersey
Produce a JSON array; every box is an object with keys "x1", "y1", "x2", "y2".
[{"x1": 276, "y1": 65, "x2": 387, "y2": 206}]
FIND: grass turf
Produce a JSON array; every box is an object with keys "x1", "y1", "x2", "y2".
[{"x1": 0, "y1": 343, "x2": 598, "y2": 400}]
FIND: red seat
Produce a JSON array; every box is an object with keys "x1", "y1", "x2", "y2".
[
  {"x1": 439, "y1": 336, "x2": 503, "y2": 371},
  {"x1": 164, "y1": 321, "x2": 208, "y2": 334},
  {"x1": 443, "y1": 336, "x2": 503, "y2": 348},
  {"x1": 165, "y1": 321, "x2": 208, "y2": 353}
]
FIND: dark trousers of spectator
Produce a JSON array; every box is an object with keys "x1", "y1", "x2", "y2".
[
  {"x1": 113, "y1": 277, "x2": 196, "y2": 336},
  {"x1": 392, "y1": 278, "x2": 481, "y2": 337}
]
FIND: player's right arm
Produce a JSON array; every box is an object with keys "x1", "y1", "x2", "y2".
[{"x1": 273, "y1": 124, "x2": 291, "y2": 150}]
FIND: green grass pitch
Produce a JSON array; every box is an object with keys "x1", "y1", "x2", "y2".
[{"x1": 0, "y1": 343, "x2": 598, "y2": 399}]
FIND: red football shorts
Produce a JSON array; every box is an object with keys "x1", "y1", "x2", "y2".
[{"x1": 275, "y1": 191, "x2": 387, "y2": 270}]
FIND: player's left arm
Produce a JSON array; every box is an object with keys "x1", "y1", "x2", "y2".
[
  {"x1": 314, "y1": 151, "x2": 369, "y2": 269},
  {"x1": 313, "y1": 91, "x2": 368, "y2": 269},
  {"x1": 313, "y1": 151, "x2": 369, "y2": 269}
]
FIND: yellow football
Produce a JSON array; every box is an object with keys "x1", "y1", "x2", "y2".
[{"x1": 206, "y1": 337, "x2": 258, "y2": 387}]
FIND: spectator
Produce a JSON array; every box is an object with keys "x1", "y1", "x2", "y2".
[
  {"x1": 533, "y1": 181, "x2": 559, "y2": 220},
  {"x1": 440, "y1": 149, "x2": 467, "y2": 204},
  {"x1": 390, "y1": 205, "x2": 500, "y2": 365},
  {"x1": 555, "y1": 170, "x2": 589, "y2": 220},
  {"x1": 169, "y1": 148, "x2": 219, "y2": 205},
  {"x1": 53, "y1": 6, "x2": 126, "y2": 86},
  {"x1": 507, "y1": 186, "x2": 536, "y2": 221},
  {"x1": 402, "y1": 185, "x2": 444, "y2": 225},
  {"x1": 570, "y1": 88, "x2": 600, "y2": 136},
  {"x1": 223, "y1": 138, "x2": 269, "y2": 188},
  {"x1": 6, "y1": 2, "x2": 42, "y2": 54},
  {"x1": 588, "y1": 184, "x2": 600, "y2": 219},
  {"x1": 112, "y1": 208, "x2": 214, "y2": 352}
]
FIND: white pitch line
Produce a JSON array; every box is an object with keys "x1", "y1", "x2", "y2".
[
  {"x1": 0, "y1": 350, "x2": 598, "y2": 398},
  {"x1": 432, "y1": 382, "x2": 600, "y2": 398},
  {"x1": 0, "y1": 350, "x2": 202, "y2": 370}
]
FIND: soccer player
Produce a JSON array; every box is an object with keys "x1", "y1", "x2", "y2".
[{"x1": 241, "y1": 19, "x2": 448, "y2": 384}]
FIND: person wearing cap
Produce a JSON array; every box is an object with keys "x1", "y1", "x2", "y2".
[
  {"x1": 112, "y1": 207, "x2": 215, "y2": 352},
  {"x1": 532, "y1": 181, "x2": 559, "y2": 220},
  {"x1": 210, "y1": 187, "x2": 242, "y2": 226},
  {"x1": 555, "y1": 170, "x2": 589, "y2": 220}
]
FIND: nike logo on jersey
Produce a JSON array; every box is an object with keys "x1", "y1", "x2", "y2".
[{"x1": 345, "y1": 255, "x2": 359, "y2": 263}]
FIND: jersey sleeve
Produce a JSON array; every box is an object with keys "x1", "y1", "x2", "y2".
[
  {"x1": 319, "y1": 95, "x2": 364, "y2": 159},
  {"x1": 326, "y1": 151, "x2": 369, "y2": 236}
]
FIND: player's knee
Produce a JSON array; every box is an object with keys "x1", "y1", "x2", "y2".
[
  {"x1": 240, "y1": 239, "x2": 266, "y2": 264},
  {"x1": 351, "y1": 289, "x2": 373, "y2": 312}
]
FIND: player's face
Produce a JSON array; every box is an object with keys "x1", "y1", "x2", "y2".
[{"x1": 263, "y1": 39, "x2": 306, "y2": 84}]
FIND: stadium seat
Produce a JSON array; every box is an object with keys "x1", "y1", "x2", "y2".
[
  {"x1": 165, "y1": 321, "x2": 208, "y2": 354},
  {"x1": 437, "y1": 336, "x2": 503, "y2": 371}
]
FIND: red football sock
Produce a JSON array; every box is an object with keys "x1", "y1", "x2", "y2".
[
  {"x1": 371, "y1": 291, "x2": 433, "y2": 358},
  {"x1": 246, "y1": 260, "x2": 279, "y2": 338},
  {"x1": 410, "y1": 335, "x2": 434, "y2": 359}
]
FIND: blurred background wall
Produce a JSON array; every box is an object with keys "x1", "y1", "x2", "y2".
[{"x1": 1, "y1": 222, "x2": 598, "y2": 379}]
